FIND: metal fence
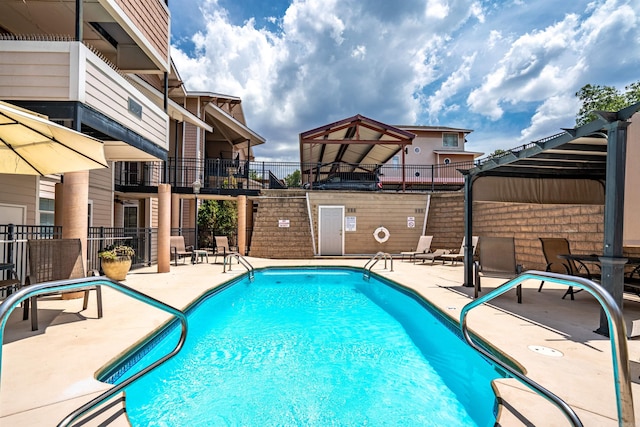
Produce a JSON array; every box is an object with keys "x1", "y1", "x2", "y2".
[
  {"x1": 0, "y1": 225, "x2": 154, "y2": 294},
  {"x1": 0, "y1": 224, "x2": 62, "y2": 295},
  {"x1": 115, "y1": 159, "x2": 473, "y2": 192},
  {"x1": 87, "y1": 227, "x2": 156, "y2": 273}
]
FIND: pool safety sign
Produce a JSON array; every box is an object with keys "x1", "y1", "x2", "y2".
[
  {"x1": 345, "y1": 216, "x2": 356, "y2": 232},
  {"x1": 407, "y1": 216, "x2": 415, "y2": 228},
  {"x1": 278, "y1": 219, "x2": 290, "y2": 228}
]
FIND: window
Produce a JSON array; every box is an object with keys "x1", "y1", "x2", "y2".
[
  {"x1": 124, "y1": 206, "x2": 138, "y2": 228},
  {"x1": 443, "y1": 133, "x2": 459, "y2": 148},
  {"x1": 39, "y1": 198, "x2": 55, "y2": 225},
  {"x1": 443, "y1": 158, "x2": 451, "y2": 165},
  {"x1": 414, "y1": 147, "x2": 421, "y2": 154},
  {"x1": 392, "y1": 155, "x2": 400, "y2": 169}
]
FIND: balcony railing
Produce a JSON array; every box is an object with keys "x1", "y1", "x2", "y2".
[{"x1": 115, "y1": 159, "x2": 473, "y2": 193}]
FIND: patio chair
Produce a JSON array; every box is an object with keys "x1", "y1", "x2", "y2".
[
  {"x1": 538, "y1": 237, "x2": 598, "y2": 300},
  {"x1": 0, "y1": 263, "x2": 21, "y2": 300},
  {"x1": 24, "y1": 239, "x2": 103, "y2": 331},
  {"x1": 213, "y1": 236, "x2": 239, "y2": 263},
  {"x1": 474, "y1": 236, "x2": 524, "y2": 303},
  {"x1": 414, "y1": 248, "x2": 451, "y2": 264},
  {"x1": 400, "y1": 235, "x2": 433, "y2": 262},
  {"x1": 440, "y1": 236, "x2": 479, "y2": 265},
  {"x1": 170, "y1": 236, "x2": 194, "y2": 266}
]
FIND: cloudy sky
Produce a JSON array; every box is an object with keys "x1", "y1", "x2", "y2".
[{"x1": 169, "y1": 0, "x2": 640, "y2": 161}]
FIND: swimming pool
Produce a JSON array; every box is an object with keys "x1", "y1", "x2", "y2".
[{"x1": 100, "y1": 267, "x2": 503, "y2": 426}]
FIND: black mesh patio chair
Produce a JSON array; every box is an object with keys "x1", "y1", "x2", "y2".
[{"x1": 24, "y1": 239, "x2": 103, "y2": 331}]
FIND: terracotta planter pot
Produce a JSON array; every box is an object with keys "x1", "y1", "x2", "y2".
[{"x1": 101, "y1": 257, "x2": 132, "y2": 281}]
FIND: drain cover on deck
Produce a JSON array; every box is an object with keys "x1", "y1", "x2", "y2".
[{"x1": 528, "y1": 345, "x2": 563, "y2": 357}]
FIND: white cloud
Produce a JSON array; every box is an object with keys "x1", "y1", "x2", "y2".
[
  {"x1": 520, "y1": 95, "x2": 581, "y2": 142},
  {"x1": 170, "y1": 0, "x2": 640, "y2": 160},
  {"x1": 427, "y1": 54, "x2": 476, "y2": 121}
]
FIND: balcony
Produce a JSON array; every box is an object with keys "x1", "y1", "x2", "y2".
[
  {"x1": 0, "y1": 39, "x2": 168, "y2": 161},
  {"x1": 114, "y1": 159, "x2": 474, "y2": 195}
]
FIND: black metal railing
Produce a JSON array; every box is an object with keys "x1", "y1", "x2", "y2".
[
  {"x1": 0, "y1": 224, "x2": 62, "y2": 295},
  {"x1": 115, "y1": 159, "x2": 473, "y2": 192},
  {"x1": 88, "y1": 227, "x2": 155, "y2": 273},
  {"x1": 0, "y1": 225, "x2": 155, "y2": 293}
]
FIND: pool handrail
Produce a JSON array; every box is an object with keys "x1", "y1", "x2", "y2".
[
  {"x1": 363, "y1": 252, "x2": 393, "y2": 279},
  {"x1": 0, "y1": 276, "x2": 188, "y2": 427},
  {"x1": 223, "y1": 252, "x2": 255, "y2": 279},
  {"x1": 460, "y1": 270, "x2": 634, "y2": 427}
]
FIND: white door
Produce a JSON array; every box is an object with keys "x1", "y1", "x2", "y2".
[
  {"x1": 0, "y1": 203, "x2": 26, "y2": 225},
  {"x1": 319, "y1": 206, "x2": 344, "y2": 256}
]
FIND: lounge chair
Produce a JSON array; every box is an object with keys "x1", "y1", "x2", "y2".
[
  {"x1": 538, "y1": 237, "x2": 598, "y2": 300},
  {"x1": 400, "y1": 235, "x2": 433, "y2": 262},
  {"x1": 440, "y1": 236, "x2": 479, "y2": 265},
  {"x1": 170, "y1": 236, "x2": 194, "y2": 266},
  {"x1": 213, "y1": 236, "x2": 238, "y2": 263},
  {"x1": 414, "y1": 248, "x2": 451, "y2": 264},
  {"x1": 24, "y1": 238, "x2": 103, "y2": 331},
  {"x1": 474, "y1": 236, "x2": 524, "y2": 302}
]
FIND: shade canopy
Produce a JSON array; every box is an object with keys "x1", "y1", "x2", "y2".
[
  {"x1": 299, "y1": 114, "x2": 415, "y2": 178},
  {"x1": 0, "y1": 101, "x2": 108, "y2": 176}
]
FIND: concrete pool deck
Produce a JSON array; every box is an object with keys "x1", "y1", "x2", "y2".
[{"x1": 1, "y1": 257, "x2": 640, "y2": 426}]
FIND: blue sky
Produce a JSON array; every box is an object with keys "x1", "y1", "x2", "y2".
[{"x1": 169, "y1": 0, "x2": 640, "y2": 161}]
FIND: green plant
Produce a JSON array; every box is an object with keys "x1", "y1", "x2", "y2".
[{"x1": 98, "y1": 244, "x2": 135, "y2": 260}]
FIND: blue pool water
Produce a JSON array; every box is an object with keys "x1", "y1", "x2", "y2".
[{"x1": 102, "y1": 268, "x2": 502, "y2": 426}]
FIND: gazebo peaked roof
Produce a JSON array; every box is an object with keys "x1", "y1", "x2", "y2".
[
  {"x1": 299, "y1": 114, "x2": 415, "y2": 174},
  {"x1": 462, "y1": 101, "x2": 640, "y2": 336}
]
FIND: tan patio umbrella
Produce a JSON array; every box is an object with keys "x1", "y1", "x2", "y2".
[{"x1": 0, "y1": 101, "x2": 108, "y2": 175}]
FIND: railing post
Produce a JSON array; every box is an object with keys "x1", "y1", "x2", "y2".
[
  {"x1": 147, "y1": 228, "x2": 152, "y2": 266},
  {"x1": 7, "y1": 224, "x2": 14, "y2": 267},
  {"x1": 431, "y1": 165, "x2": 435, "y2": 192}
]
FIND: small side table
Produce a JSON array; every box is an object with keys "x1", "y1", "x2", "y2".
[{"x1": 192, "y1": 250, "x2": 209, "y2": 264}]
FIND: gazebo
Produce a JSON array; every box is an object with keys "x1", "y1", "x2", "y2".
[{"x1": 462, "y1": 102, "x2": 640, "y2": 335}]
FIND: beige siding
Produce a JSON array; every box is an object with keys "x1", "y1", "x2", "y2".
[
  {"x1": 0, "y1": 43, "x2": 70, "y2": 99},
  {"x1": 0, "y1": 43, "x2": 168, "y2": 153},
  {"x1": 84, "y1": 49, "x2": 168, "y2": 149},
  {"x1": 308, "y1": 192, "x2": 430, "y2": 255},
  {"x1": 89, "y1": 167, "x2": 114, "y2": 227},
  {"x1": 114, "y1": 0, "x2": 170, "y2": 64},
  {"x1": 38, "y1": 178, "x2": 59, "y2": 200},
  {"x1": 0, "y1": 175, "x2": 38, "y2": 224}
]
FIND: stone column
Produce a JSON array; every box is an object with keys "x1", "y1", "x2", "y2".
[
  {"x1": 61, "y1": 170, "x2": 89, "y2": 299},
  {"x1": 171, "y1": 193, "x2": 180, "y2": 230},
  {"x1": 237, "y1": 195, "x2": 247, "y2": 255},
  {"x1": 158, "y1": 184, "x2": 171, "y2": 273}
]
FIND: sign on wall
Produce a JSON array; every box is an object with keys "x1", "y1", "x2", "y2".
[
  {"x1": 407, "y1": 216, "x2": 415, "y2": 228},
  {"x1": 278, "y1": 219, "x2": 290, "y2": 228},
  {"x1": 345, "y1": 216, "x2": 356, "y2": 232}
]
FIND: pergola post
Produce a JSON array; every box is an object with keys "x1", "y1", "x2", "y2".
[
  {"x1": 463, "y1": 172, "x2": 474, "y2": 287},
  {"x1": 596, "y1": 118, "x2": 630, "y2": 336}
]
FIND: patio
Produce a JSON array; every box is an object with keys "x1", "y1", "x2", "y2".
[{"x1": 1, "y1": 258, "x2": 640, "y2": 426}]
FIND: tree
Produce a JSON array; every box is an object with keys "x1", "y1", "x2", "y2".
[
  {"x1": 284, "y1": 169, "x2": 301, "y2": 188},
  {"x1": 575, "y1": 81, "x2": 640, "y2": 126},
  {"x1": 197, "y1": 200, "x2": 238, "y2": 248}
]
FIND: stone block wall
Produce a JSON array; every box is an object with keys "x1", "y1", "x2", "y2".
[
  {"x1": 473, "y1": 201, "x2": 604, "y2": 271},
  {"x1": 248, "y1": 191, "x2": 315, "y2": 259}
]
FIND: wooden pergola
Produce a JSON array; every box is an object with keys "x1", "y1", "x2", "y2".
[{"x1": 299, "y1": 115, "x2": 415, "y2": 191}]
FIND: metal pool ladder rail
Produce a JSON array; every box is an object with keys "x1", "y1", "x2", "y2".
[
  {"x1": 363, "y1": 252, "x2": 393, "y2": 279},
  {"x1": 223, "y1": 252, "x2": 255, "y2": 279},
  {"x1": 460, "y1": 270, "x2": 635, "y2": 427},
  {"x1": 0, "y1": 276, "x2": 188, "y2": 427}
]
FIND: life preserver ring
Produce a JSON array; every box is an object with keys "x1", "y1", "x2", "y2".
[{"x1": 373, "y1": 226, "x2": 390, "y2": 243}]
